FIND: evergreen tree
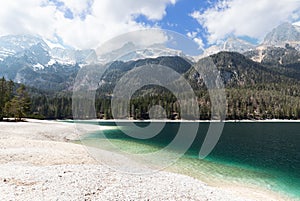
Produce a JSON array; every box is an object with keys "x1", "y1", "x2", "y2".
[
  {"x1": 0, "y1": 77, "x2": 6, "y2": 121},
  {"x1": 5, "y1": 84, "x2": 30, "y2": 121},
  {"x1": 0, "y1": 77, "x2": 14, "y2": 121}
]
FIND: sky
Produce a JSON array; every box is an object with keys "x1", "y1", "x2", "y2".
[{"x1": 0, "y1": 0, "x2": 300, "y2": 50}]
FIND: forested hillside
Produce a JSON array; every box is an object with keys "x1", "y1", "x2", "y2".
[{"x1": 26, "y1": 51, "x2": 300, "y2": 120}]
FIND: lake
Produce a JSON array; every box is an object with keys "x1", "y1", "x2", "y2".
[{"x1": 77, "y1": 121, "x2": 300, "y2": 199}]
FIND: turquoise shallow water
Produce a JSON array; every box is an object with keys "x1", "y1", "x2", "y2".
[{"x1": 74, "y1": 121, "x2": 300, "y2": 199}]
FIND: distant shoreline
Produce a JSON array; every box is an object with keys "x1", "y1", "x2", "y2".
[{"x1": 61, "y1": 118, "x2": 300, "y2": 123}]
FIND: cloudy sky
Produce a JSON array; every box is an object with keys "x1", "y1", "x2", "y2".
[{"x1": 1, "y1": 0, "x2": 300, "y2": 49}]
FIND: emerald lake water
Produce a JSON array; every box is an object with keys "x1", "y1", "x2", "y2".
[{"x1": 76, "y1": 121, "x2": 300, "y2": 199}]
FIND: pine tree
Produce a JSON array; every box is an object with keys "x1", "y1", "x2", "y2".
[
  {"x1": 5, "y1": 84, "x2": 30, "y2": 121},
  {"x1": 0, "y1": 77, "x2": 6, "y2": 121}
]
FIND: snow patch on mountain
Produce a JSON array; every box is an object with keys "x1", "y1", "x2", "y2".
[
  {"x1": 223, "y1": 37, "x2": 255, "y2": 52},
  {"x1": 50, "y1": 48, "x2": 97, "y2": 65},
  {"x1": 45, "y1": 39, "x2": 65, "y2": 49},
  {"x1": 33, "y1": 63, "x2": 45, "y2": 71},
  {"x1": 0, "y1": 35, "x2": 49, "y2": 56}
]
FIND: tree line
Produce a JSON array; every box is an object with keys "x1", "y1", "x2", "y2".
[
  {"x1": 0, "y1": 77, "x2": 31, "y2": 121},
  {"x1": 3, "y1": 79, "x2": 300, "y2": 121},
  {"x1": 29, "y1": 85, "x2": 300, "y2": 120}
]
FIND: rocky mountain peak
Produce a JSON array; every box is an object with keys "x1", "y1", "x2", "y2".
[{"x1": 263, "y1": 22, "x2": 300, "y2": 46}]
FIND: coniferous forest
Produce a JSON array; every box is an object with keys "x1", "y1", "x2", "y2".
[
  {"x1": 0, "y1": 77, "x2": 30, "y2": 121},
  {"x1": 3, "y1": 80, "x2": 300, "y2": 121},
  {"x1": 28, "y1": 86, "x2": 300, "y2": 120}
]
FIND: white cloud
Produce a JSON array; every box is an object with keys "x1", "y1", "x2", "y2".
[
  {"x1": 0, "y1": 0, "x2": 177, "y2": 49},
  {"x1": 58, "y1": 0, "x2": 92, "y2": 17},
  {"x1": 0, "y1": 1, "x2": 58, "y2": 39},
  {"x1": 187, "y1": 31, "x2": 197, "y2": 38},
  {"x1": 193, "y1": 38, "x2": 204, "y2": 49},
  {"x1": 294, "y1": 21, "x2": 300, "y2": 26},
  {"x1": 96, "y1": 29, "x2": 169, "y2": 55},
  {"x1": 191, "y1": 0, "x2": 300, "y2": 44},
  {"x1": 186, "y1": 31, "x2": 204, "y2": 49}
]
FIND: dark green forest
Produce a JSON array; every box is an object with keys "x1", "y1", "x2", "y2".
[
  {"x1": 0, "y1": 77, "x2": 30, "y2": 121},
  {"x1": 27, "y1": 85, "x2": 300, "y2": 120},
  {"x1": 3, "y1": 83, "x2": 300, "y2": 121}
]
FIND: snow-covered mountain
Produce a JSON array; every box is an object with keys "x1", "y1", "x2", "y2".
[
  {"x1": 97, "y1": 42, "x2": 190, "y2": 64},
  {"x1": 0, "y1": 34, "x2": 98, "y2": 90},
  {"x1": 197, "y1": 22, "x2": 300, "y2": 64},
  {"x1": 0, "y1": 34, "x2": 97, "y2": 66},
  {"x1": 198, "y1": 22, "x2": 300, "y2": 60},
  {"x1": 0, "y1": 22, "x2": 300, "y2": 91},
  {"x1": 50, "y1": 48, "x2": 97, "y2": 65},
  {"x1": 0, "y1": 35, "x2": 49, "y2": 60},
  {"x1": 243, "y1": 22, "x2": 300, "y2": 64},
  {"x1": 223, "y1": 37, "x2": 255, "y2": 52},
  {"x1": 263, "y1": 22, "x2": 300, "y2": 48},
  {"x1": 198, "y1": 37, "x2": 255, "y2": 59}
]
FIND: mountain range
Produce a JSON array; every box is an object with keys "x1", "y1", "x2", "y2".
[{"x1": 0, "y1": 22, "x2": 299, "y2": 91}]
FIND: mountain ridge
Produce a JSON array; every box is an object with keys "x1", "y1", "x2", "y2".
[{"x1": 0, "y1": 22, "x2": 300, "y2": 92}]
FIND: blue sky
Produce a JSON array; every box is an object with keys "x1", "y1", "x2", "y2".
[
  {"x1": 0, "y1": 0, "x2": 300, "y2": 50},
  {"x1": 136, "y1": 0, "x2": 213, "y2": 47},
  {"x1": 136, "y1": 0, "x2": 300, "y2": 48}
]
